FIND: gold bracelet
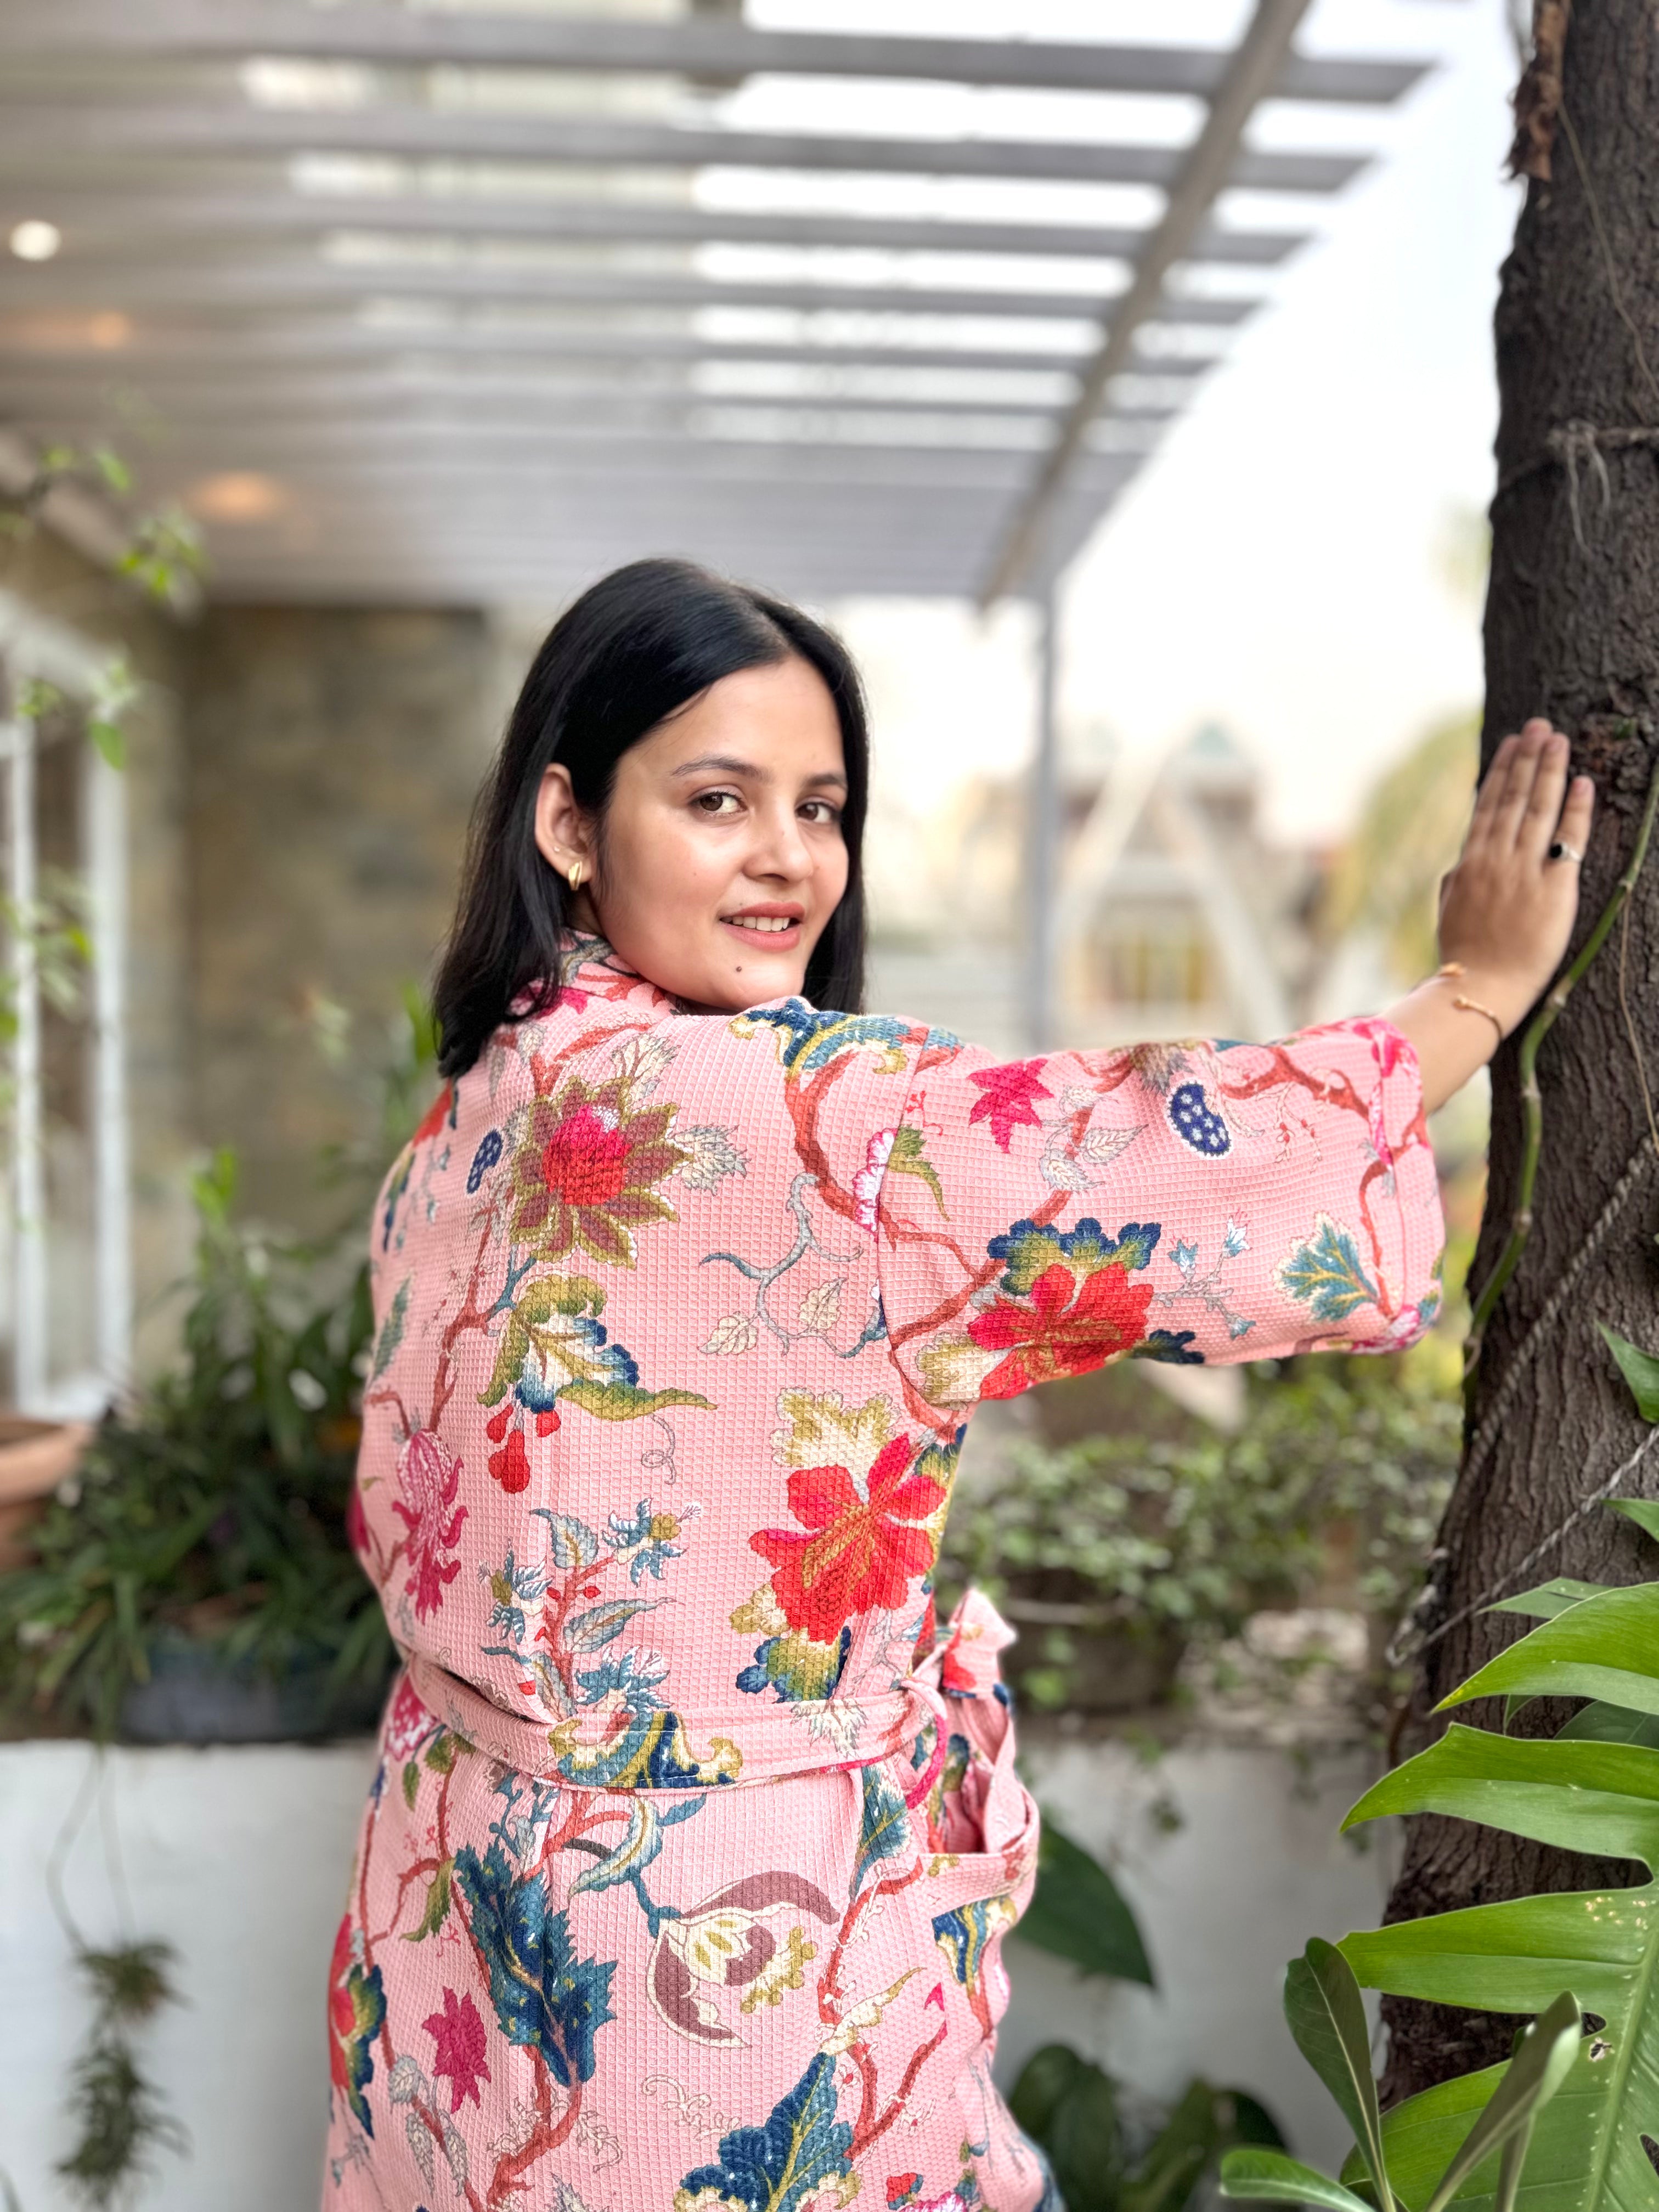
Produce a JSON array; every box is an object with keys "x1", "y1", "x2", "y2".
[{"x1": 1435, "y1": 963, "x2": 1504, "y2": 1045}]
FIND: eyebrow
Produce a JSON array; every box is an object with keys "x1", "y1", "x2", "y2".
[{"x1": 671, "y1": 753, "x2": 847, "y2": 790}]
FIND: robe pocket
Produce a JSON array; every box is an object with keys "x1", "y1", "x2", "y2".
[{"x1": 912, "y1": 1740, "x2": 1041, "y2": 1922}]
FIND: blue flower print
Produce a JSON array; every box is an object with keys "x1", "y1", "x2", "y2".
[
  {"x1": 1166, "y1": 1081, "x2": 1232, "y2": 1158},
  {"x1": 466, "y1": 1128, "x2": 503, "y2": 1194}
]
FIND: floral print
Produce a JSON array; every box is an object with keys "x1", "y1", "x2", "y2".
[
  {"x1": 327, "y1": 938, "x2": 1442, "y2": 2209},
  {"x1": 509, "y1": 1070, "x2": 687, "y2": 1265},
  {"x1": 390, "y1": 1430, "x2": 467, "y2": 1620}
]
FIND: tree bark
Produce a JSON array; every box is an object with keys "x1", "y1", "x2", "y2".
[{"x1": 1380, "y1": 1, "x2": 1659, "y2": 2107}]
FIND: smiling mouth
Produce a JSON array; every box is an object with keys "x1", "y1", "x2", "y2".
[{"x1": 720, "y1": 913, "x2": 802, "y2": 936}]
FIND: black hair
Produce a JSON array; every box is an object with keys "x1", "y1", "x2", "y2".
[{"x1": 433, "y1": 557, "x2": 868, "y2": 1077}]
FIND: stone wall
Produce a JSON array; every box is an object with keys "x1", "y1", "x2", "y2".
[{"x1": 182, "y1": 605, "x2": 501, "y2": 1233}]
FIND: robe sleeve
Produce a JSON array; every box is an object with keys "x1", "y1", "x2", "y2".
[{"x1": 871, "y1": 1017, "x2": 1445, "y2": 1419}]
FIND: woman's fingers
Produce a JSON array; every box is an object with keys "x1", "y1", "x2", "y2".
[
  {"x1": 1553, "y1": 772, "x2": 1595, "y2": 860},
  {"x1": 1491, "y1": 721, "x2": 1554, "y2": 843},
  {"x1": 1518, "y1": 731, "x2": 1572, "y2": 854},
  {"x1": 1464, "y1": 732, "x2": 1518, "y2": 849}
]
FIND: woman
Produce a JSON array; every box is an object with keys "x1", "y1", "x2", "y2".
[{"x1": 326, "y1": 558, "x2": 1590, "y2": 2211}]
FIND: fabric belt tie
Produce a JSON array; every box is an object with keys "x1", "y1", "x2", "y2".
[{"x1": 398, "y1": 1587, "x2": 1018, "y2": 1795}]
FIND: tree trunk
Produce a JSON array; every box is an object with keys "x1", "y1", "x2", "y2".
[{"x1": 1380, "y1": 1, "x2": 1659, "y2": 2107}]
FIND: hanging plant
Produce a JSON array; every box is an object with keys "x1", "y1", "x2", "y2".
[{"x1": 57, "y1": 1940, "x2": 187, "y2": 2208}]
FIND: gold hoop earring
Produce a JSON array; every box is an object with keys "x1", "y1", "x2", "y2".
[{"x1": 567, "y1": 859, "x2": 584, "y2": 894}]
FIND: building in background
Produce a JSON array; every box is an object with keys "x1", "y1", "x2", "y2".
[{"x1": 868, "y1": 720, "x2": 1326, "y2": 1059}]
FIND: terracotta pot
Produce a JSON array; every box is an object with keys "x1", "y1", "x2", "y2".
[{"x1": 0, "y1": 1417, "x2": 94, "y2": 1570}]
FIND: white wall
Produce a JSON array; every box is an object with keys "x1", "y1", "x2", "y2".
[
  {"x1": 0, "y1": 1740, "x2": 376, "y2": 2212},
  {"x1": 1013, "y1": 1736, "x2": 1396, "y2": 2169},
  {"x1": 0, "y1": 1735, "x2": 1389, "y2": 2208}
]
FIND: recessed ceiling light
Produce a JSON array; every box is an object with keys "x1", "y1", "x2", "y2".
[
  {"x1": 9, "y1": 220, "x2": 62, "y2": 263},
  {"x1": 187, "y1": 472, "x2": 289, "y2": 523}
]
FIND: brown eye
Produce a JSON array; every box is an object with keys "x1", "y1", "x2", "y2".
[{"x1": 695, "y1": 791, "x2": 741, "y2": 816}]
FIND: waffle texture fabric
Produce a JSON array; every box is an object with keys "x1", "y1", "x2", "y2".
[{"x1": 323, "y1": 936, "x2": 1444, "y2": 2210}]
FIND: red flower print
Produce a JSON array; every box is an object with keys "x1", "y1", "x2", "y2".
[
  {"x1": 411, "y1": 1084, "x2": 454, "y2": 1147},
  {"x1": 488, "y1": 1427, "x2": 531, "y2": 1493},
  {"x1": 541, "y1": 1103, "x2": 632, "y2": 1207},
  {"x1": 1350, "y1": 1015, "x2": 1408, "y2": 1082},
  {"x1": 967, "y1": 1059, "x2": 1053, "y2": 1152},
  {"x1": 383, "y1": 1674, "x2": 435, "y2": 1763},
  {"x1": 969, "y1": 1261, "x2": 1154, "y2": 1397},
  {"x1": 507, "y1": 1072, "x2": 685, "y2": 1266},
  {"x1": 327, "y1": 1915, "x2": 385, "y2": 2135},
  {"x1": 390, "y1": 1431, "x2": 466, "y2": 1621},
  {"x1": 345, "y1": 1479, "x2": 368, "y2": 1560},
  {"x1": 751, "y1": 1435, "x2": 945, "y2": 1643},
  {"x1": 422, "y1": 1985, "x2": 492, "y2": 2114}
]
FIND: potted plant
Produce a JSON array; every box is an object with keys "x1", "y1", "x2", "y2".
[
  {"x1": 0, "y1": 1151, "x2": 393, "y2": 1742},
  {"x1": 940, "y1": 1356, "x2": 1458, "y2": 1714}
]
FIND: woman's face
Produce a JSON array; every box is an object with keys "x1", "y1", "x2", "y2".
[{"x1": 534, "y1": 655, "x2": 851, "y2": 1012}]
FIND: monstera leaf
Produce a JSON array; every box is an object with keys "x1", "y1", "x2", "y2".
[{"x1": 1334, "y1": 1572, "x2": 1659, "y2": 2209}]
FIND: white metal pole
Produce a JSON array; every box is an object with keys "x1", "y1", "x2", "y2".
[
  {"x1": 84, "y1": 739, "x2": 130, "y2": 1397},
  {"x1": 8, "y1": 713, "x2": 46, "y2": 1411},
  {"x1": 1026, "y1": 586, "x2": 1060, "y2": 1054}
]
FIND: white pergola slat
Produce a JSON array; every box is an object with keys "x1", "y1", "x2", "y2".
[
  {"x1": 0, "y1": 2, "x2": 1448, "y2": 607},
  {"x1": 0, "y1": 5, "x2": 1430, "y2": 104}
]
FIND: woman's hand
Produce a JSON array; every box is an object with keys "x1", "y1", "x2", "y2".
[{"x1": 1385, "y1": 719, "x2": 1595, "y2": 1114}]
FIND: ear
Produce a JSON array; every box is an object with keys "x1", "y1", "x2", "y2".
[{"x1": 533, "y1": 764, "x2": 596, "y2": 883}]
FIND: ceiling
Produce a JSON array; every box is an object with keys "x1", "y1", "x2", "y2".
[{"x1": 0, "y1": 2, "x2": 1455, "y2": 609}]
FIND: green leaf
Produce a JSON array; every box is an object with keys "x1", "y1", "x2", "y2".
[
  {"x1": 370, "y1": 1278, "x2": 410, "y2": 1381},
  {"x1": 1341, "y1": 2067, "x2": 1501, "y2": 2205},
  {"x1": 1608, "y1": 1496, "x2": 1659, "y2": 1545},
  {"x1": 90, "y1": 444, "x2": 132, "y2": 493},
  {"x1": 1012, "y1": 1816, "x2": 1155, "y2": 1987},
  {"x1": 87, "y1": 716, "x2": 126, "y2": 771},
  {"x1": 1120, "y1": 2143, "x2": 1207, "y2": 2212},
  {"x1": 404, "y1": 1856, "x2": 453, "y2": 1943},
  {"x1": 1283, "y1": 1939, "x2": 1393, "y2": 2211},
  {"x1": 556, "y1": 1380, "x2": 712, "y2": 1421},
  {"x1": 1435, "y1": 1583, "x2": 1659, "y2": 1719},
  {"x1": 1275, "y1": 1215, "x2": 1378, "y2": 1323},
  {"x1": 402, "y1": 1759, "x2": 420, "y2": 1810},
  {"x1": 1338, "y1": 1566, "x2": 1659, "y2": 2212},
  {"x1": 481, "y1": 1312, "x2": 531, "y2": 1408},
  {"x1": 1344, "y1": 1722, "x2": 1659, "y2": 1870},
  {"x1": 562, "y1": 1598, "x2": 656, "y2": 1654},
  {"x1": 1121, "y1": 2076, "x2": 1278, "y2": 2212},
  {"x1": 1045, "y1": 2058, "x2": 1126, "y2": 2212},
  {"x1": 424, "y1": 1729, "x2": 461, "y2": 1775},
  {"x1": 885, "y1": 1124, "x2": 946, "y2": 1212},
  {"x1": 1008, "y1": 2042, "x2": 1082, "y2": 2142},
  {"x1": 535, "y1": 1510, "x2": 602, "y2": 1571},
  {"x1": 1492, "y1": 2115, "x2": 1530, "y2": 2212},
  {"x1": 1559, "y1": 1699, "x2": 1659, "y2": 1747},
  {"x1": 1599, "y1": 1322, "x2": 1659, "y2": 1423},
  {"x1": 1219, "y1": 2149, "x2": 1374, "y2": 2209},
  {"x1": 1487, "y1": 1577, "x2": 1607, "y2": 1620},
  {"x1": 15, "y1": 678, "x2": 64, "y2": 723},
  {"x1": 1420, "y1": 1990, "x2": 1579, "y2": 2212}
]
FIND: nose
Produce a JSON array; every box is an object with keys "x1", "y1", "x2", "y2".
[{"x1": 751, "y1": 795, "x2": 812, "y2": 883}]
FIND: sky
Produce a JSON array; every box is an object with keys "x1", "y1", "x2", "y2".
[{"x1": 740, "y1": 0, "x2": 1525, "y2": 847}]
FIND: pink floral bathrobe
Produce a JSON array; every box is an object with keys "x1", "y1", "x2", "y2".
[{"x1": 326, "y1": 939, "x2": 1443, "y2": 2212}]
